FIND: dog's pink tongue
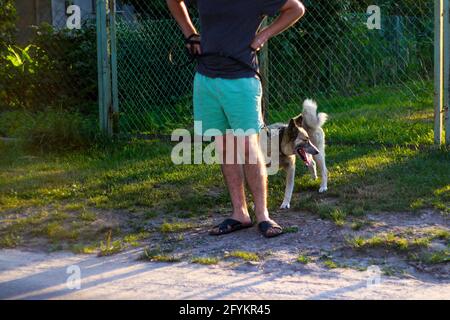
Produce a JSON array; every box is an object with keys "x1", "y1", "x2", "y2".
[
  {"x1": 298, "y1": 149, "x2": 312, "y2": 167},
  {"x1": 305, "y1": 153, "x2": 313, "y2": 167}
]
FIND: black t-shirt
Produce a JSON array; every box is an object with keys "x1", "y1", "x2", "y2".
[{"x1": 185, "y1": 0, "x2": 287, "y2": 79}]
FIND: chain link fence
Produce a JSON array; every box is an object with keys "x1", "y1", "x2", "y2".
[
  {"x1": 0, "y1": 1, "x2": 435, "y2": 143},
  {"x1": 115, "y1": 1, "x2": 195, "y2": 133},
  {"x1": 115, "y1": 0, "x2": 434, "y2": 140}
]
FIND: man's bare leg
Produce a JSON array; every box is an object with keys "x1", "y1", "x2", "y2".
[
  {"x1": 211, "y1": 135, "x2": 252, "y2": 234},
  {"x1": 243, "y1": 134, "x2": 281, "y2": 237}
]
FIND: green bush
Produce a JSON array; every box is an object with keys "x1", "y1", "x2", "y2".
[
  {"x1": 0, "y1": 44, "x2": 43, "y2": 111},
  {"x1": 0, "y1": 22, "x2": 97, "y2": 114},
  {"x1": 32, "y1": 22, "x2": 98, "y2": 114},
  {"x1": 0, "y1": 0, "x2": 17, "y2": 47}
]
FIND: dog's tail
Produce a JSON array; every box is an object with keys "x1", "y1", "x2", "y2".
[{"x1": 302, "y1": 99, "x2": 328, "y2": 129}]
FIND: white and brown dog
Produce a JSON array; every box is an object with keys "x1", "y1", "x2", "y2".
[{"x1": 261, "y1": 99, "x2": 328, "y2": 209}]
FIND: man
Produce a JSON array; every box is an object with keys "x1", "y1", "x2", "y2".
[{"x1": 167, "y1": 0, "x2": 305, "y2": 238}]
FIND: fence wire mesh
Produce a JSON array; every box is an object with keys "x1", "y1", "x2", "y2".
[
  {"x1": 0, "y1": 1, "x2": 435, "y2": 143},
  {"x1": 115, "y1": 0, "x2": 434, "y2": 142}
]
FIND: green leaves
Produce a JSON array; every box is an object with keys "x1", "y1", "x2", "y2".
[
  {"x1": 0, "y1": 0, "x2": 17, "y2": 45},
  {"x1": 3, "y1": 45, "x2": 37, "y2": 73}
]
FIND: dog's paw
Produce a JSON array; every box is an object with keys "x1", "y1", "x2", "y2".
[
  {"x1": 280, "y1": 201, "x2": 291, "y2": 210},
  {"x1": 319, "y1": 186, "x2": 328, "y2": 193}
]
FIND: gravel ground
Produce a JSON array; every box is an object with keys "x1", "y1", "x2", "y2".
[{"x1": 0, "y1": 248, "x2": 449, "y2": 300}]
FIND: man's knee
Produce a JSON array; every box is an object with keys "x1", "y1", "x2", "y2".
[
  {"x1": 215, "y1": 134, "x2": 236, "y2": 164},
  {"x1": 215, "y1": 135, "x2": 227, "y2": 154},
  {"x1": 243, "y1": 135, "x2": 262, "y2": 165},
  {"x1": 215, "y1": 134, "x2": 262, "y2": 165}
]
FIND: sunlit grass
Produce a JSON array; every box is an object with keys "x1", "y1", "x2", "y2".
[
  {"x1": 347, "y1": 233, "x2": 431, "y2": 252},
  {"x1": 159, "y1": 221, "x2": 196, "y2": 233},
  {"x1": 226, "y1": 250, "x2": 260, "y2": 262},
  {"x1": 297, "y1": 254, "x2": 310, "y2": 264},
  {"x1": 323, "y1": 259, "x2": 339, "y2": 269},
  {"x1": 191, "y1": 257, "x2": 220, "y2": 265}
]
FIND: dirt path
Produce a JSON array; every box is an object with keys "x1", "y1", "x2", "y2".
[
  {"x1": 0, "y1": 248, "x2": 449, "y2": 300},
  {"x1": 1, "y1": 210, "x2": 449, "y2": 300}
]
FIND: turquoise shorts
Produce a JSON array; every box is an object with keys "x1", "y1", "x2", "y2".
[{"x1": 193, "y1": 72, "x2": 264, "y2": 136}]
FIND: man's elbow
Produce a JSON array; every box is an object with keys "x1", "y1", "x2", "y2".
[{"x1": 292, "y1": 1, "x2": 306, "y2": 19}]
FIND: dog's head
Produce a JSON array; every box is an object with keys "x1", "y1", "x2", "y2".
[{"x1": 282, "y1": 115, "x2": 320, "y2": 166}]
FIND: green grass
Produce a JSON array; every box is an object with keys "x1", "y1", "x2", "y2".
[
  {"x1": 421, "y1": 251, "x2": 450, "y2": 264},
  {"x1": 329, "y1": 209, "x2": 347, "y2": 227},
  {"x1": 323, "y1": 259, "x2": 339, "y2": 269},
  {"x1": 123, "y1": 232, "x2": 150, "y2": 246},
  {"x1": 71, "y1": 244, "x2": 97, "y2": 254},
  {"x1": 427, "y1": 228, "x2": 450, "y2": 242},
  {"x1": 283, "y1": 226, "x2": 299, "y2": 233},
  {"x1": 350, "y1": 219, "x2": 373, "y2": 231},
  {"x1": 159, "y1": 221, "x2": 195, "y2": 233},
  {"x1": 0, "y1": 82, "x2": 448, "y2": 250},
  {"x1": 140, "y1": 247, "x2": 180, "y2": 263},
  {"x1": 348, "y1": 233, "x2": 431, "y2": 252},
  {"x1": 80, "y1": 209, "x2": 97, "y2": 222},
  {"x1": 297, "y1": 254, "x2": 310, "y2": 264},
  {"x1": 0, "y1": 233, "x2": 21, "y2": 248},
  {"x1": 191, "y1": 257, "x2": 220, "y2": 265},
  {"x1": 40, "y1": 222, "x2": 79, "y2": 242},
  {"x1": 226, "y1": 250, "x2": 260, "y2": 262},
  {"x1": 317, "y1": 82, "x2": 435, "y2": 146},
  {"x1": 98, "y1": 231, "x2": 123, "y2": 257}
]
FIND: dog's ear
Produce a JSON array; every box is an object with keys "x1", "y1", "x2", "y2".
[
  {"x1": 293, "y1": 115, "x2": 303, "y2": 128},
  {"x1": 288, "y1": 118, "x2": 295, "y2": 128},
  {"x1": 288, "y1": 115, "x2": 303, "y2": 129},
  {"x1": 287, "y1": 119, "x2": 299, "y2": 139}
]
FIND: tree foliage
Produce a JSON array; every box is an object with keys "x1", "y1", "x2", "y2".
[{"x1": 0, "y1": 0, "x2": 17, "y2": 47}]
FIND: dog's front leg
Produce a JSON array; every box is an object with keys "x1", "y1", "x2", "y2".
[
  {"x1": 314, "y1": 153, "x2": 328, "y2": 193},
  {"x1": 308, "y1": 159, "x2": 318, "y2": 180},
  {"x1": 280, "y1": 163, "x2": 296, "y2": 210}
]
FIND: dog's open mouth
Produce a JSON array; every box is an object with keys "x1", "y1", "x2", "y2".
[{"x1": 296, "y1": 148, "x2": 313, "y2": 167}]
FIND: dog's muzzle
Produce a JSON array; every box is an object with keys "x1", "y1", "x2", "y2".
[{"x1": 295, "y1": 142, "x2": 319, "y2": 166}]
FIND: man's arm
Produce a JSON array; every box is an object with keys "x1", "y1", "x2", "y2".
[
  {"x1": 251, "y1": 0, "x2": 305, "y2": 51},
  {"x1": 166, "y1": 0, "x2": 201, "y2": 54}
]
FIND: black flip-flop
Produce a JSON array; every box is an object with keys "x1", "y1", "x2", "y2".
[
  {"x1": 258, "y1": 220, "x2": 283, "y2": 238},
  {"x1": 209, "y1": 218, "x2": 253, "y2": 236}
]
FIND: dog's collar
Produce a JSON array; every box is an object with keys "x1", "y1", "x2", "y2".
[{"x1": 278, "y1": 127, "x2": 289, "y2": 157}]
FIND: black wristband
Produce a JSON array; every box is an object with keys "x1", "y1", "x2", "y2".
[
  {"x1": 186, "y1": 33, "x2": 200, "y2": 40},
  {"x1": 185, "y1": 33, "x2": 201, "y2": 45}
]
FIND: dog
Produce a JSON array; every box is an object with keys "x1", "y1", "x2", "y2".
[{"x1": 260, "y1": 99, "x2": 328, "y2": 209}]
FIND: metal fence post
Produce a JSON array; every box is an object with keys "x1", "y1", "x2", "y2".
[
  {"x1": 445, "y1": 0, "x2": 450, "y2": 145},
  {"x1": 96, "y1": 0, "x2": 110, "y2": 134},
  {"x1": 435, "y1": 0, "x2": 445, "y2": 145},
  {"x1": 109, "y1": 0, "x2": 120, "y2": 134},
  {"x1": 96, "y1": 0, "x2": 119, "y2": 136}
]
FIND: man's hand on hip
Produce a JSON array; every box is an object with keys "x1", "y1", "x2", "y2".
[
  {"x1": 251, "y1": 0, "x2": 305, "y2": 51},
  {"x1": 186, "y1": 34, "x2": 202, "y2": 56},
  {"x1": 251, "y1": 30, "x2": 270, "y2": 52}
]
